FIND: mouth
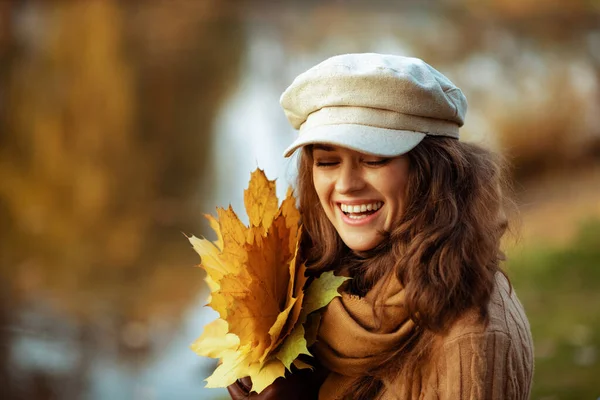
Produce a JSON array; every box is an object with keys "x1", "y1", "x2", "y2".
[{"x1": 338, "y1": 201, "x2": 383, "y2": 220}]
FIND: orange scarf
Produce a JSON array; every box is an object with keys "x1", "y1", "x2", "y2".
[{"x1": 313, "y1": 276, "x2": 416, "y2": 400}]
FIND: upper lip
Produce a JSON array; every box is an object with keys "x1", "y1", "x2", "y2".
[{"x1": 336, "y1": 200, "x2": 382, "y2": 205}]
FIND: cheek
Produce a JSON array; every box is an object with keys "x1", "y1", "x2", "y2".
[
  {"x1": 312, "y1": 172, "x2": 327, "y2": 206},
  {"x1": 394, "y1": 176, "x2": 409, "y2": 206},
  {"x1": 312, "y1": 172, "x2": 335, "y2": 217},
  {"x1": 382, "y1": 167, "x2": 409, "y2": 218}
]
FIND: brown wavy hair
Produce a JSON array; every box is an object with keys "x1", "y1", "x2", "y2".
[{"x1": 297, "y1": 136, "x2": 513, "y2": 398}]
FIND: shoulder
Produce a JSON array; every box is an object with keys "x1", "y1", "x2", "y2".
[
  {"x1": 428, "y1": 273, "x2": 534, "y2": 399},
  {"x1": 443, "y1": 272, "x2": 532, "y2": 347}
]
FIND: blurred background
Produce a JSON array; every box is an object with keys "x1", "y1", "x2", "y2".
[{"x1": 0, "y1": 1, "x2": 599, "y2": 399}]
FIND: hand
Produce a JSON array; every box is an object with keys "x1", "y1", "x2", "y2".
[{"x1": 227, "y1": 363, "x2": 328, "y2": 400}]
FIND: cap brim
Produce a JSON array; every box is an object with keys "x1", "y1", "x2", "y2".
[{"x1": 283, "y1": 124, "x2": 426, "y2": 158}]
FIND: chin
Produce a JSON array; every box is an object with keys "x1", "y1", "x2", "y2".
[{"x1": 342, "y1": 237, "x2": 382, "y2": 252}]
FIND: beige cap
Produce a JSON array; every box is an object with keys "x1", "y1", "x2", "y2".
[{"x1": 280, "y1": 53, "x2": 467, "y2": 157}]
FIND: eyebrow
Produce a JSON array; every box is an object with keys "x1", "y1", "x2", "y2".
[{"x1": 312, "y1": 144, "x2": 335, "y2": 151}]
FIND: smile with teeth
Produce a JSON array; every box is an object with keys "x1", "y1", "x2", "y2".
[{"x1": 339, "y1": 201, "x2": 383, "y2": 220}]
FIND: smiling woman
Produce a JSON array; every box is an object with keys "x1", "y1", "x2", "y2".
[
  {"x1": 228, "y1": 53, "x2": 534, "y2": 400},
  {"x1": 311, "y1": 145, "x2": 410, "y2": 252}
]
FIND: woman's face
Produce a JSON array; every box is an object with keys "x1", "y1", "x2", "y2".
[{"x1": 311, "y1": 144, "x2": 410, "y2": 252}]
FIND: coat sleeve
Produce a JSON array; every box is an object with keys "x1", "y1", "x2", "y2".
[{"x1": 432, "y1": 331, "x2": 533, "y2": 400}]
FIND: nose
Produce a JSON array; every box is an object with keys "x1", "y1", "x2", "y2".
[{"x1": 335, "y1": 162, "x2": 365, "y2": 194}]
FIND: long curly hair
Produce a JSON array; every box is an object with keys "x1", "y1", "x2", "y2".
[{"x1": 296, "y1": 136, "x2": 513, "y2": 398}]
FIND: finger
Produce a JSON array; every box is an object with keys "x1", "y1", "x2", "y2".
[
  {"x1": 227, "y1": 381, "x2": 249, "y2": 399},
  {"x1": 240, "y1": 376, "x2": 253, "y2": 391}
]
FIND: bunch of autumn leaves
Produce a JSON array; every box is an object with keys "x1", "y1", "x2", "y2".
[{"x1": 188, "y1": 170, "x2": 348, "y2": 394}]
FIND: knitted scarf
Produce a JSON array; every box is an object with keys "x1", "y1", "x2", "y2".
[{"x1": 313, "y1": 276, "x2": 416, "y2": 400}]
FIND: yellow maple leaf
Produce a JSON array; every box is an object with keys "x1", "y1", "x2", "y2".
[
  {"x1": 191, "y1": 319, "x2": 239, "y2": 358},
  {"x1": 188, "y1": 169, "x2": 346, "y2": 394},
  {"x1": 244, "y1": 169, "x2": 278, "y2": 230}
]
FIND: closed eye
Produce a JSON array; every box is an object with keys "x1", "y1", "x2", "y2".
[
  {"x1": 314, "y1": 161, "x2": 339, "y2": 168},
  {"x1": 364, "y1": 158, "x2": 391, "y2": 166}
]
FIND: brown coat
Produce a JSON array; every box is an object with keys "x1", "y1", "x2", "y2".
[{"x1": 376, "y1": 274, "x2": 534, "y2": 400}]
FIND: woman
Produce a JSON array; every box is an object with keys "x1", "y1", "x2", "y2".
[{"x1": 228, "y1": 53, "x2": 534, "y2": 399}]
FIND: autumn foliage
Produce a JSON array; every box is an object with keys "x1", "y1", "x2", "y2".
[{"x1": 188, "y1": 169, "x2": 347, "y2": 393}]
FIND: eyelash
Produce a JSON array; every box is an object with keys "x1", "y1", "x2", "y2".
[
  {"x1": 364, "y1": 159, "x2": 390, "y2": 166},
  {"x1": 314, "y1": 161, "x2": 338, "y2": 167},
  {"x1": 314, "y1": 159, "x2": 391, "y2": 168}
]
